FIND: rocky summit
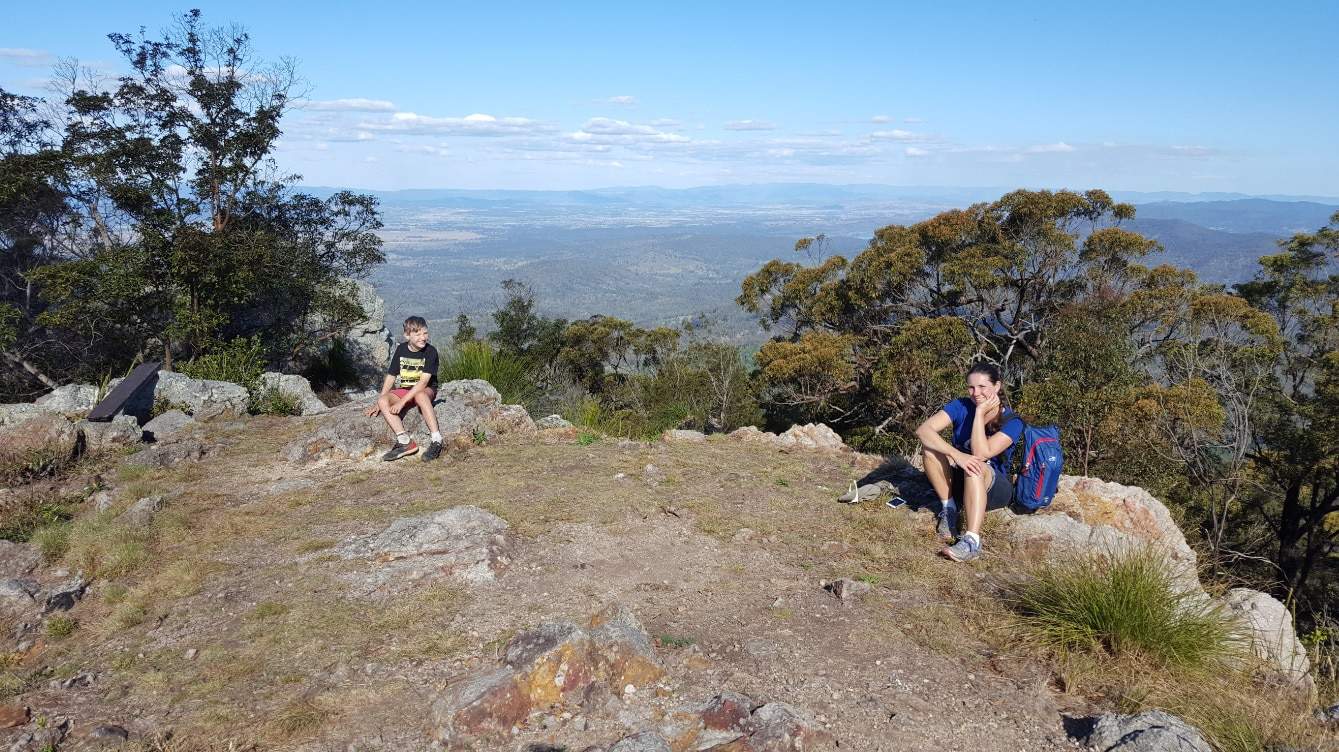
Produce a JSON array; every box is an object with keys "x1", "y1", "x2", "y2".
[{"x1": 0, "y1": 378, "x2": 1332, "y2": 751}]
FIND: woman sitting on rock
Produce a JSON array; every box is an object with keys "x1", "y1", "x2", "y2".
[{"x1": 914, "y1": 362, "x2": 1024, "y2": 562}]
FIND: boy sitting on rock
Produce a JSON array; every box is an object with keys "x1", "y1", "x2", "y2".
[{"x1": 365, "y1": 316, "x2": 444, "y2": 461}]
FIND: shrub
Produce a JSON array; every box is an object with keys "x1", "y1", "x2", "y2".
[
  {"x1": 250, "y1": 387, "x2": 302, "y2": 416},
  {"x1": 180, "y1": 336, "x2": 266, "y2": 394},
  {"x1": 439, "y1": 340, "x2": 539, "y2": 408},
  {"x1": 45, "y1": 616, "x2": 77, "y2": 639},
  {"x1": 1010, "y1": 548, "x2": 1239, "y2": 670}
]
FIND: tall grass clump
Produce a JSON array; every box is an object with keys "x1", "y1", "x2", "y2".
[
  {"x1": 180, "y1": 336, "x2": 266, "y2": 393},
  {"x1": 439, "y1": 340, "x2": 539, "y2": 408},
  {"x1": 1011, "y1": 548, "x2": 1239, "y2": 670}
]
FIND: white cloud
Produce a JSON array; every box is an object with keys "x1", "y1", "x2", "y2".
[
  {"x1": 870, "y1": 129, "x2": 928, "y2": 142},
  {"x1": 724, "y1": 119, "x2": 777, "y2": 131},
  {"x1": 397, "y1": 144, "x2": 450, "y2": 157},
  {"x1": 871, "y1": 115, "x2": 892, "y2": 123},
  {"x1": 1025, "y1": 142, "x2": 1076, "y2": 153},
  {"x1": 905, "y1": 147, "x2": 930, "y2": 157},
  {"x1": 606, "y1": 95, "x2": 637, "y2": 106},
  {"x1": 300, "y1": 98, "x2": 397, "y2": 112},
  {"x1": 362, "y1": 112, "x2": 556, "y2": 137},
  {"x1": 568, "y1": 117, "x2": 689, "y2": 145},
  {"x1": 0, "y1": 48, "x2": 54, "y2": 67}
]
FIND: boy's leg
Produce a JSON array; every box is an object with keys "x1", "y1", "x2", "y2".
[
  {"x1": 412, "y1": 389, "x2": 441, "y2": 436},
  {"x1": 378, "y1": 392, "x2": 408, "y2": 436}
]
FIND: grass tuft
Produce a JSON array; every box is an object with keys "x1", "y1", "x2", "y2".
[{"x1": 1009, "y1": 548, "x2": 1240, "y2": 671}]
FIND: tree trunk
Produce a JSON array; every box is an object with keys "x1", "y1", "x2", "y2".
[
  {"x1": 1275, "y1": 479, "x2": 1306, "y2": 599},
  {"x1": 2, "y1": 350, "x2": 58, "y2": 388}
]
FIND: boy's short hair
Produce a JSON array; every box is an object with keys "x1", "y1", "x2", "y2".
[{"x1": 403, "y1": 316, "x2": 428, "y2": 332}]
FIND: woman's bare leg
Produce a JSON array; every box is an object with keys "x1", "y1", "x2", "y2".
[
  {"x1": 922, "y1": 447, "x2": 954, "y2": 503},
  {"x1": 962, "y1": 465, "x2": 993, "y2": 536}
]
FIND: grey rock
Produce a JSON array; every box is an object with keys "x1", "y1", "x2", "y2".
[
  {"x1": 258, "y1": 372, "x2": 328, "y2": 415},
  {"x1": 749, "y1": 702, "x2": 834, "y2": 750},
  {"x1": 536, "y1": 414, "x2": 574, "y2": 429},
  {"x1": 0, "y1": 402, "x2": 58, "y2": 428},
  {"x1": 0, "y1": 412, "x2": 79, "y2": 466},
  {"x1": 0, "y1": 578, "x2": 39, "y2": 611},
  {"x1": 1220, "y1": 588, "x2": 1312, "y2": 688},
  {"x1": 662, "y1": 429, "x2": 706, "y2": 443},
  {"x1": 1319, "y1": 703, "x2": 1339, "y2": 723},
  {"x1": 127, "y1": 438, "x2": 209, "y2": 469},
  {"x1": 1082, "y1": 710, "x2": 1212, "y2": 752},
  {"x1": 0, "y1": 541, "x2": 41, "y2": 579},
  {"x1": 151, "y1": 370, "x2": 249, "y2": 419},
  {"x1": 609, "y1": 732, "x2": 671, "y2": 752},
  {"x1": 35, "y1": 383, "x2": 100, "y2": 414},
  {"x1": 142, "y1": 409, "x2": 196, "y2": 441},
  {"x1": 290, "y1": 379, "x2": 519, "y2": 462},
  {"x1": 342, "y1": 506, "x2": 515, "y2": 584},
  {"x1": 88, "y1": 724, "x2": 130, "y2": 742},
  {"x1": 823, "y1": 578, "x2": 873, "y2": 601},
  {"x1": 77, "y1": 415, "x2": 143, "y2": 454},
  {"x1": 43, "y1": 576, "x2": 88, "y2": 613},
  {"x1": 87, "y1": 489, "x2": 115, "y2": 512},
  {"x1": 121, "y1": 495, "x2": 165, "y2": 527}
]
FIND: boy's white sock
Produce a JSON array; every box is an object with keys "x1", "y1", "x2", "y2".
[
  {"x1": 963, "y1": 530, "x2": 981, "y2": 547},
  {"x1": 396, "y1": 432, "x2": 410, "y2": 445},
  {"x1": 430, "y1": 431, "x2": 443, "y2": 443}
]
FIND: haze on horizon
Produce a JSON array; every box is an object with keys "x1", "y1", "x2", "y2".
[{"x1": 4, "y1": 0, "x2": 1337, "y2": 197}]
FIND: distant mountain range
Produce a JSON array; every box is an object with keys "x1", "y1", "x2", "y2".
[{"x1": 321, "y1": 183, "x2": 1337, "y2": 334}]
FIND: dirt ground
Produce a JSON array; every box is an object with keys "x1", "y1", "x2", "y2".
[{"x1": 3, "y1": 416, "x2": 1091, "y2": 751}]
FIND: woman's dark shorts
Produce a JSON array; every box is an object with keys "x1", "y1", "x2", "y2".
[{"x1": 952, "y1": 466, "x2": 1014, "y2": 510}]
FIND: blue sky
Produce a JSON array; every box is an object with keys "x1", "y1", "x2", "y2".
[{"x1": 4, "y1": 1, "x2": 1338, "y2": 195}]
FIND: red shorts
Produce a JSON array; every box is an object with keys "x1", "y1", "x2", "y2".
[{"x1": 388, "y1": 387, "x2": 436, "y2": 414}]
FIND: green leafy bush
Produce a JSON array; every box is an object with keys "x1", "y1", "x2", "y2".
[
  {"x1": 439, "y1": 340, "x2": 539, "y2": 408},
  {"x1": 251, "y1": 387, "x2": 303, "y2": 416},
  {"x1": 1011, "y1": 548, "x2": 1240, "y2": 670},
  {"x1": 180, "y1": 336, "x2": 265, "y2": 394}
]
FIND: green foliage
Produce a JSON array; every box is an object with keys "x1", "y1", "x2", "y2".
[
  {"x1": 490, "y1": 279, "x2": 566, "y2": 363},
  {"x1": 44, "y1": 616, "x2": 77, "y2": 639},
  {"x1": 576, "y1": 432, "x2": 599, "y2": 446},
  {"x1": 0, "y1": 496, "x2": 75, "y2": 543},
  {"x1": 471, "y1": 427, "x2": 487, "y2": 446},
  {"x1": 180, "y1": 336, "x2": 266, "y2": 393},
  {"x1": 251, "y1": 387, "x2": 303, "y2": 416},
  {"x1": 439, "y1": 340, "x2": 540, "y2": 408},
  {"x1": 1011, "y1": 549, "x2": 1239, "y2": 670},
  {"x1": 452, "y1": 313, "x2": 477, "y2": 346}
]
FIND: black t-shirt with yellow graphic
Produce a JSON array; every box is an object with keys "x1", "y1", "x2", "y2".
[{"x1": 387, "y1": 342, "x2": 439, "y2": 390}]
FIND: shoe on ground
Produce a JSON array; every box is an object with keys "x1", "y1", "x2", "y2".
[
  {"x1": 421, "y1": 440, "x2": 443, "y2": 462},
  {"x1": 382, "y1": 440, "x2": 419, "y2": 461},
  {"x1": 936, "y1": 504, "x2": 959, "y2": 542},
  {"x1": 940, "y1": 535, "x2": 982, "y2": 562}
]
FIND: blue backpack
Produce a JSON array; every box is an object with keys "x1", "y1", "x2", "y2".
[{"x1": 1014, "y1": 424, "x2": 1063, "y2": 511}]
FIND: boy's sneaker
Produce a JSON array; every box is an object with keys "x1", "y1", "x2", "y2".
[
  {"x1": 937, "y1": 504, "x2": 959, "y2": 542},
  {"x1": 382, "y1": 440, "x2": 419, "y2": 461},
  {"x1": 421, "y1": 440, "x2": 443, "y2": 462},
  {"x1": 940, "y1": 535, "x2": 982, "y2": 562}
]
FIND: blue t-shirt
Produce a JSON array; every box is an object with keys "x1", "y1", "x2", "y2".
[{"x1": 942, "y1": 397, "x2": 1025, "y2": 476}]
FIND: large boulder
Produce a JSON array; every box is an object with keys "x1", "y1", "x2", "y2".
[
  {"x1": 0, "y1": 403, "x2": 57, "y2": 428},
  {"x1": 1219, "y1": 588, "x2": 1312, "y2": 689},
  {"x1": 287, "y1": 379, "x2": 531, "y2": 462},
  {"x1": 340, "y1": 505, "x2": 515, "y2": 585},
  {"x1": 35, "y1": 384, "x2": 100, "y2": 415},
  {"x1": 725, "y1": 423, "x2": 848, "y2": 452},
  {"x1": 151, "y1": 371, "x2": 249, "y2": 419},
  {"x1": 0, "y1": 413, "x2": 79, "y2": 471},
  {"x1": 0, "y1": 541, "x2": 41, "y2": 579},
  {"x1": 76, "y1": 415, "x2": 143, "y2": 454},
  {"x1": 1005, "y1": 476, "x2": 1200, "y2": 589},
  {"x1": 126, "y1": 437, "x2": 211, "y2": 469},
  {"x1": 257, "y1": 372, "x2": 327, "y2": 416},
  {"x1": 339, "y1": 279, "x2": 393, "y2": 383},
  {"x1": 142, "y1": 410, "x2": 196, "y2": 442},
  {"x1": 1079, "y1": 710, "x2": 1211, "y2": 752},
  {"x1": 432, "y1": 606, "x2": 662, "y2": 746}
]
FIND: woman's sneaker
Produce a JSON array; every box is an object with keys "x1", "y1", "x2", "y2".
[
  {"x1": 940, "y1": 535, "x2": 982, "y2": 562},
  {"x1": 421, "y1": 440, "x2": 443, "y2": 462},
  {"x1": 382, "y1": 440, "x2": 419, "y2": 461}
]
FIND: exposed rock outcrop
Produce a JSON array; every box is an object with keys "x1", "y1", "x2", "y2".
[
  {"x1": 257, "y1": 372, "x2": 328, "y2": 415},
  {"x1": 1079, "y1": 710, "x2": 1211, "y2": 752},
  {"x1": 0, "y1": 412, "x2": 79, "y2": 468},
  {"x1": 339, "y1": 505, "x2": 515, "y2": 587},
  {"x1": 35, "y1": 383, "x2": 100, "y2": 415},
  {"x1": 727, "y1": 424, "x2": 847, "y2": 453},
  {"x1": 76, "y1": 415, "x2": 143, "y2": 454},
  {"x1": 432, "y1": 606, "x2": 663, "y2": 746},
  {"x1": 286, "y1": 379, "x2": 533, "y2": 462},
  {"x1": 1220, "y1": 587, "x2": 1312, "y2": 690},
  {"x1": 150, "y1": 371, "x2": 249, "y2": 420},
  {"x1": 142, "y1": 410, "x2": 196, "y2": 442}
]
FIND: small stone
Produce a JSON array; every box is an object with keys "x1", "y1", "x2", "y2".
[
  {"x1": 824, "y1": 578, "x2": 872, "y2": 601},
  {"x1": 89, "y1": 724, "x2": 130, "y2": 742},
  {"x1": 184, "y1": 648, "x2": 198, "y2": 660},
  {"x1": 87, "y1": 489, "x2": 116, "y2": 512},
  {"x1": 624, "y1": 683, "x2": 637, "y2": 695}
]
